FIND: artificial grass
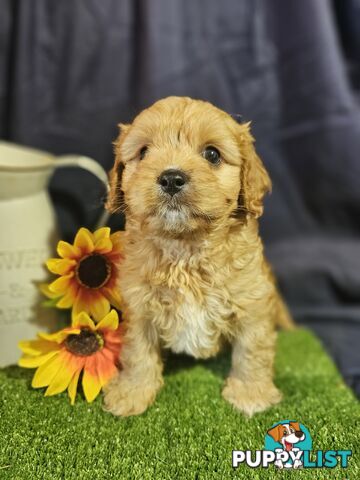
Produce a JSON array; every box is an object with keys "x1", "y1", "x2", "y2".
[{"x1": 0, "y1": 328, "x2": 358, "y2": 479}]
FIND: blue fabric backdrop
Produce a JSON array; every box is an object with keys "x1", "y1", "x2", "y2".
[{"x1": 1, "y1": 0, "x2": 359, "y2": 394}]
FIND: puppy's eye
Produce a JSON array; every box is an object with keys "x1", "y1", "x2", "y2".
[
  {"x1": 139, "y1": 146, "x2": 148, "y2": 160},
  {"x1": 202, "y1": 146, "x2": 221, "y2": 165}
]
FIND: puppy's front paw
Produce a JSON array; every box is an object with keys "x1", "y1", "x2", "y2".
[
  {"x1": 103, "y1": 373, "x2": 163, "y2": 417},
  {"x1": 222, "y1": 377, "x2": 282, "y2": 417}
]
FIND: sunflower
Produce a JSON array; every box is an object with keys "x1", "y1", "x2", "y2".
[
  {"x1": 41, "y1": 227, "x2": 123, "y2": 322},
  {"x1": 18, "y1": 310, "x2": 122, "y2": 404}
]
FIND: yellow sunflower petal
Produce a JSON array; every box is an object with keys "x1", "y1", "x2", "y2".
[
  {"x1": 72, "y1": 289, "x2": 89, "y2": 320},
  {"x1": 109, "y1": 232, "x2": 123, "y2": 254},
  {"x1": 39, "y1": 283, "x2": 62, "y2": 300},
  {"x1": 94, "y1": 237, "x2": 113, "y2": 254},
  {"x1": 74, "y1": 227, "x2": 94, "y2": 254},
  {"x1": 18, "y1": 338, "x2": 58, "y2": 356},
  {"x1": 48, "y1": 273, "x2": 74, "y2": 295},
  {"x1": 31, "y1": 352, "x2": 64, "y2": 388},
  {"x1": 57, "y1": 240, "x2": 82, "y2": 259},
  {"x1": 93, "y1": 227, "x2": 111, "y2": 242},
  {"x1": 46, "y1": 258, "x2": 76, "y2": 275},
  {"x1": 73, "y1": 311, "x2": 96, "y2": 330},
  {"x1": 44, "y1": 354, "x2": 77, "y2": 397},
  {"x1": 102, "y1": 287, "x2": 122, "y2": 311},
  {"x1": 89, "y1": 294, "x2": 110, "y2": 323},
  {"x1": 68, "y1": 368, "x2": 82, "y2": 405},
  {"x1": 82, "y1": 359, "x2": 102, "y2": 402},
  {"x1": 95, "y1": 309, "x2": 119, "y2": 331},
  {"x1": 38, "y1": 327, "x2": 80, "y2": 344},
  {"x1": 56, "y1": 283, "x2": 78, "y2": 309},
  {"x1": 55, "y1": 293, "x2": 75, "y2": 309},
  {"x1": 19, "y1": 349, "x2": 59, "y2": 368}
]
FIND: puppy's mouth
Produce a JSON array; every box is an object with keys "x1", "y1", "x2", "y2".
[
  {"x1": 284, "y1": 440, "x2": 293, "y2": 451},
  {"x1": 156, "y1": 200, "x2": 191, "y2": 225},
  {"x1": 155, "y1": 197, "x2": 215, "y2": 225}
]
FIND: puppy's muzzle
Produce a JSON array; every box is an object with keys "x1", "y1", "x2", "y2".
[{"x1": 158, "y1": 169, "x2": 188, "y2": 196}]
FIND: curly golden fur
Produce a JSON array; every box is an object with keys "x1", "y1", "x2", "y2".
[{"x1": 104, "y1": 96, "x2": 293, "y2": 417}]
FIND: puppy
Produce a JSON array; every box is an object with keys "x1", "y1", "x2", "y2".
[
  {"x1": 267, "y1": 422, "x2": 305, "y2": 452},
  {"x1": 104, "y1": 96, "x2": 293, "y2": 417},
  {"x1": 267, "y1": 422, "x2": 305, "y2": 468}
]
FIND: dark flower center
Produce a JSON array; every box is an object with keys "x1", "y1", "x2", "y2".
[
  {"x1": 76, "y1": 253, "x2": 111, "y2": 289},
  {"x1": 65, "y1": 328, "x2": 104, "y2": 356}
]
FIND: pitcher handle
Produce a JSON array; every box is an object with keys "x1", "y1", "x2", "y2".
[{"x1": 55, "y1": 155, "x2": 110, "y2": 228}]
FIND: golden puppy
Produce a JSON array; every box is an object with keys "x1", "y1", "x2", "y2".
[{"x1": 104, "y1": 96, "x2": 293, "y2": 417}]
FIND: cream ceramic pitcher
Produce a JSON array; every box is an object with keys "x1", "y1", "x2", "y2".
[{"x1": 0, "y1": 141, "x2": 109, "y2": 367}]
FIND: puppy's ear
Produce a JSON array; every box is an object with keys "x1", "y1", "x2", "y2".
[
  {"x1": 106, "y1": 123, "x2": 130, "y2": 213},
  {"x1": 234, "y1": 123, "x2": 271, "y2": 220},
  {"x1": 267, "y1": 424, "x2": 283, "y2": 443},
  {"x1": 290, "y1": 422, "x2": 301, "y2": 432}
]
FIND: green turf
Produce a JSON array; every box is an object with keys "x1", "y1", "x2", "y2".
[{"x1": 0, "y1": 328, "x2": 358, "y2": 479}]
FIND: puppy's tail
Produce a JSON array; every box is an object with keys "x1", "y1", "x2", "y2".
[{"x1": 274, "y1": 293, "x2": 295, "y2": 330}]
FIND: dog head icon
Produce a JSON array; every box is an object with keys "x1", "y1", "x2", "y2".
[{"x1": 267, "y1": 422, "x2": 305, "y2": 452}]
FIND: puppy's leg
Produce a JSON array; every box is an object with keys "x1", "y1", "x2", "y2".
[
  {"x1": 222, "y1": 313, "x2": 281, "y2": 416},
  {"x1": 103, "y1": 318, "x2": 163, "y2": 417}
]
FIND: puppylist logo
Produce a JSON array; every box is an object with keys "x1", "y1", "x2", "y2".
[{"x1": 232, "y1": 420, "x2": 352, "y2": 470}]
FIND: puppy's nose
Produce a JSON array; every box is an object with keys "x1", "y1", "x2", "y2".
[
  {"x1": 295, "y1": 431, "x2": 304, "y2": 439},
  {"x1": 158, "y1": 169, "x2": 188, "y2": 196}
]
